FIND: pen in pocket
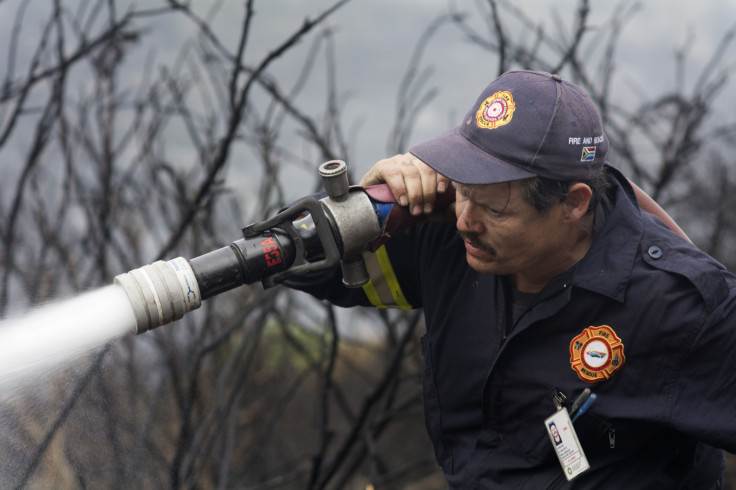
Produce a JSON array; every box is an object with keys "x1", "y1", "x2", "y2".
[{"x1": 570, "y1": 388, "x2": 597, "y2": 422}]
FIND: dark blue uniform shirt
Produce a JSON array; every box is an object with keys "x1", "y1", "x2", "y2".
[{"x1": 290, "y1": 166, "x2": 736, "y2": 489}]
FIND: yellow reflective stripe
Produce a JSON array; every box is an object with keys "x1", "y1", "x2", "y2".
[
  {"x1": 363, "y1": 251, "x2": 392, "y2": 307},
  {"x1": 376, "y1": 246, "x2": 412, "y2": 309},
  {"x1": 361, "y1": 278, "x2": 386, "y2": 308},
  {"x1": 361, "y1": 246, "x2": 412, "y2": 309}
]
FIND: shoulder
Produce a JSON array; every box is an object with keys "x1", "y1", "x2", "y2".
[
  {"x1": 638, "y1": 215, "x2": 733, "y2": 314},
  {"x1": 604, "y1": 165, "x2": 734, "y2": 313}
]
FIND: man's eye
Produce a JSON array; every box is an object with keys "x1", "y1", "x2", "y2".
[{"x1": 483, "y1": 204, "x2": 503, "y2": 216}]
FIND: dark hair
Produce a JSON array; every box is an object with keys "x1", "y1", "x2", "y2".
[{"x1": 519, "y1": 167, "x2": 612, "y2": 215}]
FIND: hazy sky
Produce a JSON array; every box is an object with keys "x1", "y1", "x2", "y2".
[
  {"x1": 245, "y1": 0, "x2": 736, "y2": 174},
  {"x1": 1, "y1": 0, "x2": 735, "y2": 187}
]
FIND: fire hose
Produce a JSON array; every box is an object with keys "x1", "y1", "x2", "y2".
[
  {"x1": 113, "y1": 160, "x2": 453, "y2": 334},
  {"x1": 113, "y1": 160, "x2": 686, "y2": 335}
]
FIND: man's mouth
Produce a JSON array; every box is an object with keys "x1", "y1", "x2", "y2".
[{"x1": 458, "y1": 231, "x2": 496, "y2": 257}]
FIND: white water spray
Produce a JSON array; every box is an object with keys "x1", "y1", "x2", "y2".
[{"x1": 0, "y1": 285, "x2": 136, "y2": 392}]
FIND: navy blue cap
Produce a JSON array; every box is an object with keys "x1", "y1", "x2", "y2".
[{"x1": 409, "y1": 70, "x2": 609, "y2": 185}]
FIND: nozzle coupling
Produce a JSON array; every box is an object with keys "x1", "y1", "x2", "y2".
[
  {"x1": 114, "y1": 257, "x2": 201, "y2": 334},
  {"x1": 317, "y1": 160, "x2": 381, "y2": 287}
]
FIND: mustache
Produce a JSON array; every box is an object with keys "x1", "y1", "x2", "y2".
[{"x1": 457, "y1": 231, "x2": 496, "y2": 256}]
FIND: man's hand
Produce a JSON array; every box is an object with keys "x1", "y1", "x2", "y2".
[{"x1": 359, "y1": 153, "x2": 452, "y2": 216}]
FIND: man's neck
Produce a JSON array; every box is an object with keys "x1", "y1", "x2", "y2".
[{"x1": 511, "y1": 231, "x2": 594, "y2": 294}]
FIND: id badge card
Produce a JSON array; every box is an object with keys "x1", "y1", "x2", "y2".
[{"x1": 544, "y1": 408, "x2": 590, "y2": 480}]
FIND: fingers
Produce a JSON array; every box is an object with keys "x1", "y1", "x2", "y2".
[
  {"x1": 405, "y1": 156, "x2": 444, "y2": 215},
  {"x1": 359, "y1": 153, "x2": 451, "y2": 216}
]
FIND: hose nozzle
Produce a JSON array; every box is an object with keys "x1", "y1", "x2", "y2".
[{"x1": 113, "y1": 257, "x2": 201, "y2": 334}]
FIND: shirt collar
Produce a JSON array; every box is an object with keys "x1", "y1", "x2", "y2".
[{"x1": 572, "y1": 165, "x2": 643, "y2": 303}]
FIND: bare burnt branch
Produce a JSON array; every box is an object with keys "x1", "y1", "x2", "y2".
[
  {"x1": 14, "y1": 347, "x2": 111, "y2": 490},
  {"x1": 310, "y1": 311, "x2": 421, "y2": 490},
  {"x1": 1, "y1": 1, "x2": 735, "y2": 488},
  {"x1": 389, "y1": 14, "x2": 451, "y2": 155},
  {"x1": 487, "y1": 0, "x2": 509, "y2": 74},
  {"x1": 156, "y1": 0, "x2": 353, "y2": 260}
]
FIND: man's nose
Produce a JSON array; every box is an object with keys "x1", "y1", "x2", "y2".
[{"x1": 456, "y1": 203, "x2": 483, "y2": 234}]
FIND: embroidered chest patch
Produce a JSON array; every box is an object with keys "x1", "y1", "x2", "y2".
[{"x1": 569, "y1": 325, "x2": 625, "y2": 383}]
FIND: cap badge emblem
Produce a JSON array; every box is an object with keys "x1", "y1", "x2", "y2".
[
  {"x1": 570, "y1": 325, "x2": 625, "y2": 383},
  {"x1": 475, "y1": 90, "x2": 516, "y2": 130}
]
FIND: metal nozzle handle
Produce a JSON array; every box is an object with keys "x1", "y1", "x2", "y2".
[{"x1": 319, "y1": 160, "x2": 349, "y2": 200}]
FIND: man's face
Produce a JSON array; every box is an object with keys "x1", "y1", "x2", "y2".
[{"x1": 454, "y1": 180, "x2": 572, "y2": 285}]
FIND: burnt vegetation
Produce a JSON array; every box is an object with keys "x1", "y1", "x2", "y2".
[{"x1": 0, "y1": 0, "x2": 735, "y2": 488}]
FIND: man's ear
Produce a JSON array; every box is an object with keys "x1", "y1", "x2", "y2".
[{"x1": 564, "y1": 183, "x2": 592, "y2": 221}]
